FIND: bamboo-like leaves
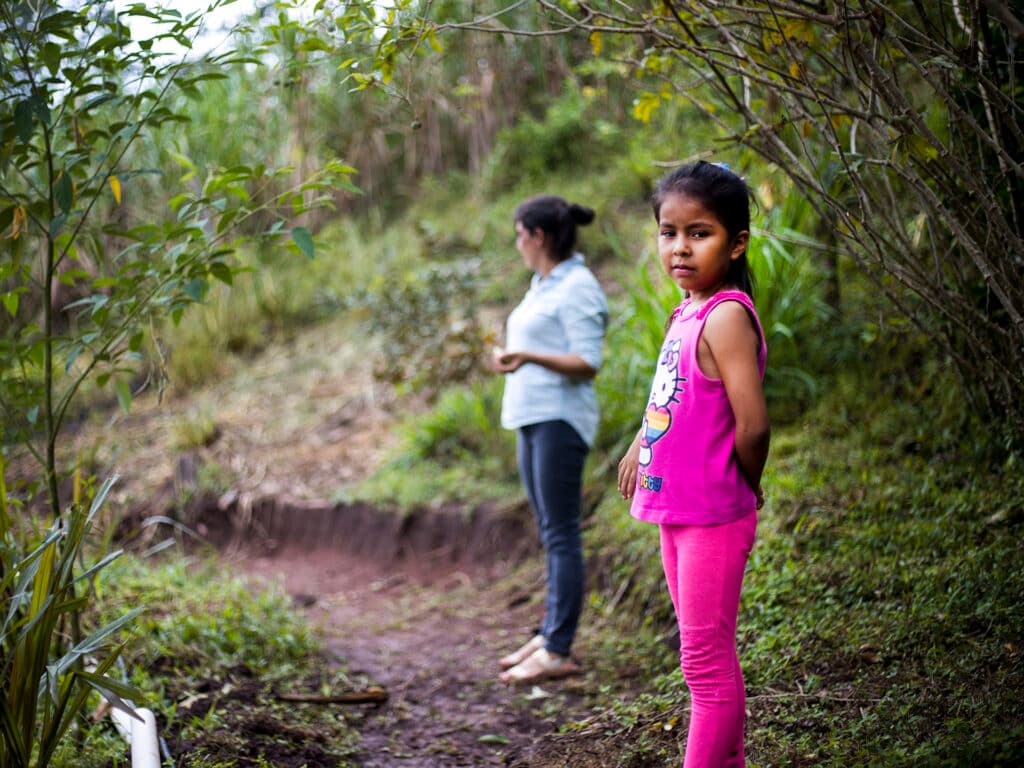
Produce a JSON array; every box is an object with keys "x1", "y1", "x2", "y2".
[{"x1": 0, "y1": 479, "x2": 141, "y2": 768}]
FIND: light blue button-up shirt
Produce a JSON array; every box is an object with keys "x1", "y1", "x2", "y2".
[{"x1": 500, "y1": 254, "x2": 609, "y2": 446}]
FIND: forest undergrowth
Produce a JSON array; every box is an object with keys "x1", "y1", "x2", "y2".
[
  {"x1": 54, "y1": 348, "x2": 1024, "y2": 768},
  {"x1": 4, "y1": 4, "x2": 1022, "y2": 767},
  {"x1": 60, "y1": 155, "x2": 1022, "y2": 765},
  {"x1": 572, "y1": 372, "x2": 1024, "y2": 768}
]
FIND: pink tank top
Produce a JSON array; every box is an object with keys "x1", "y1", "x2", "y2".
[{"x1": 630, "y1": 290, "x2": 767, "y2": 526}]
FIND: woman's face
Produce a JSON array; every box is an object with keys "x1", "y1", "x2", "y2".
[{"x1": 515, "y1": 220, "x2": 548, "y2": 272}]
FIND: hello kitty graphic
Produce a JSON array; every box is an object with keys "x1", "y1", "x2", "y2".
[{"x1": 639, "y1": 339, "x2": 686, "y2": 467}]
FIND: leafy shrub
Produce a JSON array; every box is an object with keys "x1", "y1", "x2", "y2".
[
  {"x1": 347, "y1": 377, "x2": 520, "y2": 507},
  {"x1": 483, "y1": 84, "x2": 622, "y2": 194},
  {"x1": 399, "y1": 378, "x2": 513, "y2": 465},
  {"x1": 750, "y1": 205, "x2": 832, "y2": 412},
  {"x1": 353, "y1": 260, "x2": 491, "y2": 397},
  {"x1": 54, "y1": 553, "x2": 360, "y2": 768}
]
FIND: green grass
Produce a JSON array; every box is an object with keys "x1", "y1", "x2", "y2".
[
  {"x1": 574, "y1": 369, "x2": 1024, "y2": 768},
  {"x1": 53, "y1": 554, "x2": 363, "y2": 768},
  {"x1": 346, "y1": 378, "x2": 521, "y2": 507}
]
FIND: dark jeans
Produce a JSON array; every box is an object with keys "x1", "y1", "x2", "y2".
[{"x1": 516, "y1": 420, "x2": 588, "y2": 657}]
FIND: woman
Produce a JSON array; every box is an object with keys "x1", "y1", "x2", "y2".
[{"x1": 493, "y1": 194, "x2": 609, "y2": 684}]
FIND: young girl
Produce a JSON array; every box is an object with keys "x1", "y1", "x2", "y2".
[{"x1": 618, "y1": 162, "x2": 770, "y2": 768}]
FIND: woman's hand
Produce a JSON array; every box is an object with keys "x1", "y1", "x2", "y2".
[
  {"x1": 755, "y1": 484, "x2": 765, "y2": 510},
  {"x1": 617, "y1": 433, "x2": 642, "y2": 500},
  {"x1": 492, "y1": 347, "x2": 526, "y2": 373},
  {"x1": 492, "y1": 348, "x2": 596, "y2": 379}
]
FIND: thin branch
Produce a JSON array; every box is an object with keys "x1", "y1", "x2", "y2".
[{"x1": 981, "y1": 0, "x2": 1024, "y2": 39}]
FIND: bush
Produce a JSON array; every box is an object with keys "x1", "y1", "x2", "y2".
[
  {"x1": 353, "y1": 260, "x2": 492, "y2": 398},
  {"x1": 483, "y1": 84, "x2": 622, "y2": 194}
]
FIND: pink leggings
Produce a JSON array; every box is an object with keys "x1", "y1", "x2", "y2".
[{"x1": 660, "y1": 511, "x2": 756, "y2": 768}]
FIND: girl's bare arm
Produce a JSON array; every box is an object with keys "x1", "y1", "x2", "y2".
[
  {"x1": 702, "y1": 302, "x2": 770, "y2": 503},
  {"x1": 617, "y1": 429, "x2": 643, "y2": 499}
]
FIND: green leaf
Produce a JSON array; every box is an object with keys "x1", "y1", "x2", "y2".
[
  {"x1": 76, "y1": 670, "x2": 145, "y2": 723},
  {"x1": 1, "y1": 292, "x2": 18, "y2": 317},
  {"x1": 115, "y1": 380, "x2": 131, "y2": 414},
  {"x1": 14, "y1": 100, "x2": 34, "y2": 143},
  {"x1": 31, "y1": 92, "x2": 51, "y2": 127},
  {"x1": 65, "y1": 344, "x2": 82, "y2": 374},
  {"x1": 50, "y1": 214, "x2": 67, "y2": 237},
  {"x1": 210, "y1": 261, "x2": 233, "y2": 285},
  {"x1": 55, "y1": 173, "x2": 73, "y2": 214},
  {"x1": 292, "y1": 226, "x2": 315, "y2": 259},
  {"x1": 184, "y1": 278, "x2": 206, "y2": 302},
  {"x1": 891, "y1": 133, "x2": 939, "y2": 165},
  {"x1": 42, "y1": 42, "x2": 62, "y2": 75}
]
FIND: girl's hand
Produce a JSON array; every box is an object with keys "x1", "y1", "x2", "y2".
[
  {"x1": 617, "y1": 435, "x2": 642, "y2": 500},
  {"x1": 755, "y1": 484, "x2": 765, "y2": 510}
]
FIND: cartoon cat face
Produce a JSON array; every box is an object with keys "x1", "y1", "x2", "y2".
[{"x1": 649, "y1": 339, "x2": 684, "y2": 408}]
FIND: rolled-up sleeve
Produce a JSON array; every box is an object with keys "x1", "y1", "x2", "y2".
[{"x1": 560, "y1": 275, "x2": 609, "y2": 370}]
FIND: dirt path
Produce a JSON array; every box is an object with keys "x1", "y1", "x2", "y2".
[
  {"x1": 15, "y1": 314, "x2": 642, "y2": 766},
  {"x1": 233, "y1": 543, "x2": 594, "y2": 768}
]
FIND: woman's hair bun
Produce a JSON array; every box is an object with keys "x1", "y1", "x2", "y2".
[{"x1": 569, "y1": 203, "x2": 595, "y2": 226}]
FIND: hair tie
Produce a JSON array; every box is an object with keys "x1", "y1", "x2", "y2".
[{"x1": 712, "y1": 162, "x2": 730, "y2": 171}]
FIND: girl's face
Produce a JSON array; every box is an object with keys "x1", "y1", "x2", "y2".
[
  {"x1": 657, "y1": 192, "x2": 748, "y2": 302},
  {"x1": 515, "y1": 220, "x2": 549, "y2": 273}
]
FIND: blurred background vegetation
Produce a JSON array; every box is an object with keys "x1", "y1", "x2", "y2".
[{"x1": 2, "y1": 1, "x2": 1021, "y2": 766}]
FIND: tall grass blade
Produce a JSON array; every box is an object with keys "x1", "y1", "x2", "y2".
[{"x1": 1, "y1": 478, "x2": 142, "y2": 768}]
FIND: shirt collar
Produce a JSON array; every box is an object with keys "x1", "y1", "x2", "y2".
[{"x1": 531, "y1": 252, "x2": 584, "y2": 288}]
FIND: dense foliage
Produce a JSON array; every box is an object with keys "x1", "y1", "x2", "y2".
[
  {"x1": 0, "y1": 2, "x2": 351, "y2": 763},
  {"x1": 566, "y1": 1, "x2": 1024, "y2": 441},
  {"x1": 2, "y1": 1, "x2": 1021, "y2": 765},
  {"x1": 373, "y1": 0, "x2": 1024, "y2": 444}
]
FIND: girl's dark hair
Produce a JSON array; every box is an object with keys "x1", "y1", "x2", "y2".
[
  {"x1": 652, "y1": 161, "x2": 755, "y2": 297},
  {"x1": 514, "y1": 195, "x2": 595, "y2": 262}
]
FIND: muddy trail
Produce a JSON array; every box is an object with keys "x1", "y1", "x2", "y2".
[{"x1": 207, "y1": 497, "x2": 609, "y2": 768}]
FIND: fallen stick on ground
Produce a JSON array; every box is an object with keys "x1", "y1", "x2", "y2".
[{"x1": 276, "y1": 687, "x2": 388, "y2": 704}]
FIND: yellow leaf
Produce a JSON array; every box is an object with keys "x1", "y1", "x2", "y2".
[
  {"x1": 110, "y1": 175, "x2": 122, "y2": 205},
  {"x1": 782, "y1": 19, "x2": 816, "y2": 44},
  {"x1": 590, "y1": 31, "x2": 603, "y2": 56},
  {"x1": 380, "y1": 55, "x2": 394, "y2": 85},
  {"x1": 632, "y1": 93, "x2": 660, "y2": 124},
  {"x1": 10, "y1": 206, "x2": 26, "y2": 239},
  {"x1": 802, "y1": 120, "x2": 814, "y2": 137},
  {"x1": 427, "y1": 28, "x2": 443, "y2": 54},
  {"x1": 789, "y1": 61, "x2": 801, "y2": 78},
  {"x1": 30, "y1": 543, "x2": 55, "y2": 618},
  {"x1": 73, "y1": 453, "x2": 82, "y2": 505}
]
